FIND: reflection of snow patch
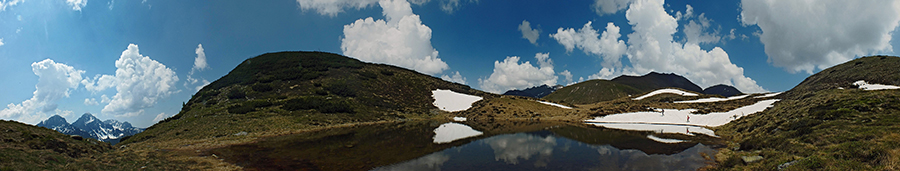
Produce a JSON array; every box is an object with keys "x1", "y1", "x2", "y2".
[
  {"x1": 433, "y1": 122, "x2": 483, "y2": 144},
  {"x1": 535, "y1": 100, "x2": 572, "y2": 109},
  {"x1": 853, "y1": 80, "x2": 900, "y2": 90},
  {"x1": 586, "y1": 99, "x2": 779, "y2": 127},
  {"x1": 452, "y1": 117, "x2": 467, "y2": 122},
  {"x1": 675, "y1": 94, "x2": 749, "y2": 103},
  {"x1": 633, "y1": 88, "x2": 699, "y2": 100},
  {"x1": 755, "y1": 92, "x2": 782, "y2": 98},
  {"x1": 588, "y1": 123, "x2": 716, "y2": 137},
  {"x1": 432, "y1": 89, "x2": 483, "y2": 112},
  {"x1": 646, "y1": 135, "x2": 686, "y2": 143}
]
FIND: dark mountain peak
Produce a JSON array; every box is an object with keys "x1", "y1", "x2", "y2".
[
  {"x1": 611, "y1": 72, "x2": 703, "y2": 93},
  {"x1": 72, "y1": 113, "x2": 99, "y2": 126},
  {"x1": 502, "y1": 84, "x2": 561, "y2": 98},
  {"x1": 703, "y1": 84, "x2": 743, "y2": 97},
  {"x1": 37, "y1": 115, "x2": 70, "y2": 128}
]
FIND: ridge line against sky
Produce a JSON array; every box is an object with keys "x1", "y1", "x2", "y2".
[{"x1": 0, "y1": 0, "x2": 898, "y2": 127}]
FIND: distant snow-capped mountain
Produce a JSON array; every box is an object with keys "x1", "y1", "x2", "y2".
[{"x1": 37, "y1": 113, "x2": 144, "y2": 145}]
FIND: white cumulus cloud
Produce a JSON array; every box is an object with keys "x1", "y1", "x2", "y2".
[
  {"x1": 0, "y1": 59, "x2": 84, "y2": 124},
  {"x1": 0, "y1": 38, "x2": 4, "y2": 46},
  {"x1": 740, "y1": 0, "x2": 900, "y2": 74},
  {"x1": 101, "y1": 44, "x2": 179, "y2": 117},
  {"x1": 559, "y1": 70, "x2": 574, "y2": 85},
  {"x1": 65, "y1": 0, "x2": 87, "y2": 11},
  {"x1": 593, "y1": 0, "x2": 632, "y2": 16},
  {"x1": 295, "y1": 0, "x2": 380, "y2": 16},
  {"x1": 440, "y1": 71, "x2": 467, "y2": 85},
  {"x1": 84, "y1": 98, "x2": 98, "y2": 106},
  {"x1": 550, "y1": 21, "x2": 627, "y2": 70},
  {"x1": 151, "y1": 112, "x2": 170, "y2": 123},
  {"x1": 518, "y1": 20, "x2": 540, "y2": 45},
  {"x1": 82, "y1": 74, "x2": 115, "y2": 92},
  {"x1": 192, "y1": 44, "x2": 208, "y2": 71},
  {"x1": 341, "y1": 0, "x2": 449, "y2": 75},
  {"x1": 554, "y1": 0, "x2": 766, "y2": 93},
  {"x1": 479, "y1": 53, "x2": 558, "y2": 94}
]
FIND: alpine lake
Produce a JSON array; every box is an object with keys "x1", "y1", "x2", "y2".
[{"x1": 206, "y1": 120, "x2": 725, "y2": 171}]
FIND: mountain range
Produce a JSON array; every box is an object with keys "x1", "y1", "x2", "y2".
[
  {"x1": 36, "y1": 113, "x2": 144, "y2": 145},
  {"x1": 501, "y1": 84, "x2": 564, "y2": 98},
  {"x1": 544, "y1": 72, "x2": 742, "y2": 104}
]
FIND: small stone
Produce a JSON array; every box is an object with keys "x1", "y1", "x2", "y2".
[
  {"x1": 777, "y1": 160, "x2": 799, "y2": 170},
  {"x1": 233, "y1": 131, "x2": 248, "y2": 136},
  {"x1": 741, "y1": 155, "x2": 764, "y2": 163}
]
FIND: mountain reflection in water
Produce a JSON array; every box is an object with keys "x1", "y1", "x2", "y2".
[
  {"x1": 207, "y1": 121, "x2": 719, "y2": 171},
  {"x1": 374, "y1": 132, "x2": 716, "y2": 171}
]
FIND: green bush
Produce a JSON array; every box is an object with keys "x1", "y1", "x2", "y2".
[
  {"x1": 325, "y1": 82, "x2": 356, "y2": 97},
  {"x1": 251, "y1": 84, "x2": 274, "y2": 92},
  {"x1": 228, "y1": 104, "x2": 254, "y2": 114},
  {"x1": 227, "y1": 89, "x2": 246, "y2": 99},
  {"x1": 283, "y1": 97, "x2": 354, "y2": 113},
  {"x1": 246, "y1": 99, "x2": 274, "y2": 108}
]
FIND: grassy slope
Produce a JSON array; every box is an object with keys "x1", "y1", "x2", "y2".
[
  {"x1": 543, "y1": 79, "x2": 643, "y2": 104},
  {"x1": 0, "y1": 120, "x2": 111, "y2": 170},
  {"x1": 713, "y1": 56, "x2": 900, "y2": 170}
]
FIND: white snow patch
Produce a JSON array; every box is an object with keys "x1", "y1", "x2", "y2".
[
  {"x1": 452, "y1": 117, "x2": 467, "y2": 122},
  {"x1": 588, "y1": 123, "x2": 717, "y2": 137},
  {"x1": 853, "y1": 80, "x2": 900, "y2": 90},
  {"x1": 755, "y1": 92, "x2": 782, "y2": 98},
  {"x1": 646, "y1": 135, "x2": 687, "y2": 143},
  {"x1": 675, "y1": 94, "x2": 750, "y2": 103},
  {"x1": 433, "y1": 122, "x2": 483, "y2": 144},
  {"x1": 432, "y1": 89, "x2": 483, "y2": 112},
  {"x1": 632, "y1": 88, "x2": 699, "y2": 100},
  {"x1": 586, "y1": 99, "x2": 780, "y2": 128},
  {"x1": 535, "y1": 100, "x2": 572, "y2": 109}
]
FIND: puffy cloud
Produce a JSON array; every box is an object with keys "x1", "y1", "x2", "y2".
[
  {"x1": 0, "y1": 0, "x2": 23, "y2": 11},
  {"x1": 342, "y1": 0, "x2": 449, "y2": 75},
  {"x1": 84, "y1": 98, "x2": 99, "y2": 106},
  {"x1": 556, "y1": 0, "x2": 766, "y2": 93},
  {"x1": 0, "y1": 59, "x2": 84, "y2": 124},
  {"x1": 296, "y1": 0, "x2": 380, "y2": 16},
  {"x1": 593, "y1": 0, "x2": 632, "y2": 16},
  {"x1": 551, "y1": 21, "x2": 627, "y2": 69},
  {"x1": 518, "y1": 20, "x2": 540, "y2": 45},
  {"x1": 479, "y1": 53, "x2": 558, "y2": 93},
  {"x1": 740, "y1": 0, "x2": 900, "y2": 74},
  {"x1": 623, "y1": 0, "x2": 765, "y2": 93},
  {"x1": 438, "y1": 0, "x2": 476, "y2": 14},
  {"x1": 65, "y1": 0, "x2": 87, "y2": 11},
  {"x1": 151, "y1": 112, "x2": 170, "y2": 123},
  {"x1": 192, "y1": 44, "x2": 208, "y2": 71},
  {"x1": 682, "y1": 13, "x2": 721, "y2": 45},
  {"x1": 0, "y1": 38, "x2": 4, "y2": 46},
  {"x1": 82, "y1": 74, "x2": 115, "y2": 92},
  {"x1": 101, "y1": 44, "x2": 179, "y2": 117},
  {"x1": 186, "y1": 44, "x2": 210, "y2": 93},
  {"x1": 440, "y1": 71, "x2": 467, "y2": 85},
  {"x1": 100, "y1": 94, "x2": 110, "y2": 103},
  {"x1": 559, "y1": 70, "x2": 573, "y2": 85}
]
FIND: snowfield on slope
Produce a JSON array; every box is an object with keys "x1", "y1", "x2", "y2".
[
  {"x1": 674, "y1": 94, "x2": 750, "y2": 103},
  {"x1": 432, "y1": 89, "x2": 483, "y2": 112},
  {"x1": 853, "y1": 80, "x2": 900, "y2": 90},
  {"x1": 586, "y1": 99, "x2": 779, "y2": 127},
  {"x1": 588, "y1": 123, "x2": 717, "y2": 137},
  {"x1": 535, "y1": 100, "x2": 572, "y2": 109},
  {"x1": 433, "y1": 122, "x2": 483, "y2": 144},
  {"x1": 632, "y1": 88, "x2": 699, "y2": 100},
  {"x1": 755, "y1": 92, "x2": 781, "y2": 98}
]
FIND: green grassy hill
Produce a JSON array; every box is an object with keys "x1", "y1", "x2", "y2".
[
  {"x1": 121, "y1": 51, "x2": 492, "y2": 145},
  {"x1": 0, "y1": 120, "x2": 112, "y2": 170},
  {"x1": 714, "y1": 56, "x2": 900, "y2": 170},
  {"x1": 543, "y1": 79, "x2": 642, "y2": 104}
]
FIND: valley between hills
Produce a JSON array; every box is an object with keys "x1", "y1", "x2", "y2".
[{"x1": 2, "y1": 52, "x2": 899, "y2": 170}]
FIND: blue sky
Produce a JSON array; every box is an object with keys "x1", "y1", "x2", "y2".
[{"x1": 1, "y1": 0, "x2": 899, "y2": 127}]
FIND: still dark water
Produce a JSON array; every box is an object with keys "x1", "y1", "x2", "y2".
[{"x1": 208, "y1": 121, "x2": 720, "y2": 171}]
